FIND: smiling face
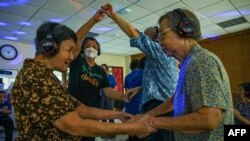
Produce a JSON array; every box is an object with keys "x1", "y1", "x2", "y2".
[{"x1": 48, "y1": 39, "x2": 75, "y2": 72}]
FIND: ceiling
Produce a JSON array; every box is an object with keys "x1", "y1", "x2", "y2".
[{"x1": 0, "y1": 0, "x2": 250, "y2": 56}]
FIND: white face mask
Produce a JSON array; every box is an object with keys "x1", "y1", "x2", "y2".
[{"x1": 84, "y1": 47, "x2": 98, "y2": 58}]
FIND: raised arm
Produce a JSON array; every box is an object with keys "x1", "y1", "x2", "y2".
[
  {"x1": 73, "y1": 9, "x2": 105, "y2": 58},
  {"x1": 101, "y1": 3, "x2": 139, "y2": 38}
]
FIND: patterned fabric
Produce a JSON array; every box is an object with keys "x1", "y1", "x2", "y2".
[
  {"x1": 174, "y1": 44, "x2": 234, "y2": 141},
  {"x1": 130, "y1": 33, "x2": 178, "y2": 107},
  {"x1": 12, "y1": 59, "x2": 81, "y2": 141},
  {"x1": 235, "y1": 96, "x2": 250, "y2": 125}
]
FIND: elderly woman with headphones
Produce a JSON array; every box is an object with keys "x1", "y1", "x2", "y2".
[
  {"x1": 11, "y1": 10, "x2": 155, "y2": 141},
  {"x1": 101, "y1": 3, "x2": 234, "y2": 141}
]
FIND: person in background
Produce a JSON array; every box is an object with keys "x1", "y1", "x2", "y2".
[
  {"x1": 0, "y1": 90, "x2": 14, "y2": 141},
  {"x1": 124, "y1": 59, "x2": 143, "y2": 116},
  {"x1": 100, "y1": 64, "x2": 116, "y2": 139},
  {"x1": 102, "y1": 3, "x2": 178, "y2": 141},
  {"x1": 124, "y1": 59, "x2": 143, "y2": 141},
  {"x1": 234, "y1": 82, "x2": 250, "y2": 125},
  {"x1": 137, "y1": 8, "x2": 233, "y2": 141},
  {"x1": 11, "y1": 10, "x2": 155, "y2": 141}
]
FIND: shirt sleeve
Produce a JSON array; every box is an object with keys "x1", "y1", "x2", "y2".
[
  {"x1": 130, "y1": 32, "x2": 163, "y2": 58},
  {"x1": 186, "y1": 57, "x2": 229, "y2": 112},
  {"x1": 124, "y1": 76, "x2": 129, "y2": 89},
  {"x1": 110, "y1": 75, "x2": 117, "y2": 88}
]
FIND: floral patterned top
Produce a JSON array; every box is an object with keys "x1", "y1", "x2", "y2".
[
  {"x1": 130, "y1": 32, "x2": 178, "y2": 107},
  {"x1": 12, "y1": 59, "x2": 81, "y2": 141},
  {"x1": 174, "y1": 44, "x2": 234, "y2": 141}
]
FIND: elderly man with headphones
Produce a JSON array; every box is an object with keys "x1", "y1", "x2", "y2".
[{"x1": 11, "y1": 10, "x2": 156, "y2": 141}]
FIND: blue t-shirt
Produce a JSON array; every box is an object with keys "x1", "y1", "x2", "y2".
[
  {"x1": 124, "y1": 69, "x2": 143, "y2": 115},
  {"x1": 130, "y1": 33, "x2": 178, "y2": 107},
  {"x1": 107, "y1": 74, "x2": 116, "y2": 88},
  {"x1": 0, "y1": 100, "x2": 12, "y2": 118}
]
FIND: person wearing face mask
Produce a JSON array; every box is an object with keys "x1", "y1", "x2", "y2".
[{"x1": 68, "y1": 37, "x2": 129, "y2": 141}]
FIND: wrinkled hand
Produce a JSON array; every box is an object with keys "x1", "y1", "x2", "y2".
[
  {"x1": 101, "y1": 3, "x2": 115, "y2": 17},
  {"x1": 126, "y1": 114, "x2": 144, "y2": 123},
  {"x1": 119, "y1": 112, "x2": 134, "y2": 122},
  {"x1": 93, "y1": 9, "x2": 106, "y2": 23},
  {"x1": 133, "y1": 114, "x2": 157, "y2": 138}
]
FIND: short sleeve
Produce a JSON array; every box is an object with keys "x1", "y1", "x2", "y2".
[
  {"x1": 130, "y1": 32, "x2": 162, "y2": 58},
  {"x1": 110, "y1": 75, "x2": 116, "y2": 88},
  {"x1": 186, "y1": 57, "x2": 229, "y2": 112}
]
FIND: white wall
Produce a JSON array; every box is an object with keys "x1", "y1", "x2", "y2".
[
  {"x1": 96, "y1": 53, "x2": 131, "y2": 79},
  {"x1": 0, "y1": 39, "x2": 36, "y2": 70}
]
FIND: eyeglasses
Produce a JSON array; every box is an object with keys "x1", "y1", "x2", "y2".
[{"x1": 159, "y1": 28, "x2": 171, "y2": 40}]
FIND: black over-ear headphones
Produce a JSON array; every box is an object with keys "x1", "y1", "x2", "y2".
[
  {"x1": 175, "y1": 9, "x2": 194, "y2": 37},
  {"x1": 40, "y1": 26, "x2": 58, "y2": 56}
]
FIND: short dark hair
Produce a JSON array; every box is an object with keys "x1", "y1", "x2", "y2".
[
  {"x1": 239, "y1": 82, "x2": 250, "y2": 98},
  {"x1": 80, "y1": 37, "x2": 101, "y2": 55},
  {"x1": 130, "y1": 59, "x2": 140, "y2": 70},
  {"x1": 35, "y1": 22, "x2": 77, "y2": 55},
  {"x1": 158, "y1": 8, "x2": 201, "y2": 41},
  {"x1": 101, "y1": 64, "x2": 109, "y2": 71}
]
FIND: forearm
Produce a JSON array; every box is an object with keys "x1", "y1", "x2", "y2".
[
  {"x1": 74, "y1": 17, "x2": 97, "y2": 58},
  {"x1": 150, "y1": 107, "x2": 222, "y2": 132},
  {"x1": 146, "y1": 96, "x2": 174, "y2": 116},
  {"x1": 77, "y1": 119, "x2": 137, "y2": 137},
  {"x1": 54, "y1": 111, "x2": 139, "y2": 137},
  {"x1": 234, "y1": 109, "x2": 250, "y2": 125},
  {"x1": 109, "y1": 13, "x2": 139, "y2": 38},
  {"x1": 76, "y1": 104, "x2": 123, "y2": 120},
  {"x1": 103, "y1": 88, "x2": 124, "y2": 101}
]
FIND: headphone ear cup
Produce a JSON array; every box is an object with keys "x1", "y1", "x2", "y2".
[
  {"x1": 40, "y1": 36, "x2": 58, "y2": 56},
  {"x1": 179, "y1": 20, "x2": 194, "y2": 37},
  {"x1": 175, "y1": 9, "x2": 194, "y2": 37}
]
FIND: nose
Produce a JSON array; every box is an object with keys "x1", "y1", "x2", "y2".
[{"x1": 69, "y1": 52, "x2": 74, "y2": 61}]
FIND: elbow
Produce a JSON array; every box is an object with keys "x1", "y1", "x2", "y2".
[
  {"x1": 205, "y1": 114, "x2": 222, "y2": 130},
  {"x1": 206, "y1": 120, "x2": 221, "y2": 130}
]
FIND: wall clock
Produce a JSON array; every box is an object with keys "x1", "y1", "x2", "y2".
[{"x1": 0, "y1": 44, "x2": 18, "y2": 60}]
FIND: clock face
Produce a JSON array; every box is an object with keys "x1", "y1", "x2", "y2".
[{"x1": 0, "y1": 45, "x2": 18, "y2": 60}]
